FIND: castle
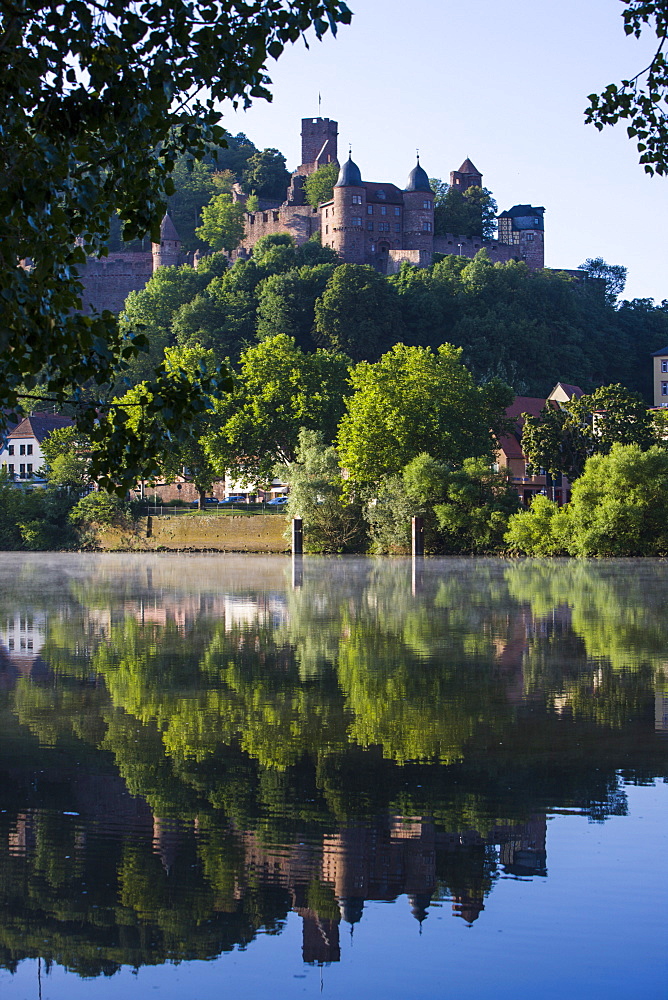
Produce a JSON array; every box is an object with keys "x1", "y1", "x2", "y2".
[
  {"x1": 234, "y1": 116, "x2": 545, "y2": 275},
  {"x1": 79, "y1": 116, "x2": 546, "y2": 312}
]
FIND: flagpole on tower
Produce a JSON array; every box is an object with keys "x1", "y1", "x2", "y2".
[{"x1": 318, "y1": 92, "x2": 321, "y2": 115}]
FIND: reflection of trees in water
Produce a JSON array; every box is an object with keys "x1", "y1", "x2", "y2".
[{"x1": 0, "y1": 556, "x2": 665, "y2": 976}]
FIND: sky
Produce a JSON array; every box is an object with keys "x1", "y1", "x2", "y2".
[{"x1": 221, "y1": 0, "x2": 667, "y2": 303}]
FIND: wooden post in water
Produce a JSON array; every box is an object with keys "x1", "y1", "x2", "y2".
[
  {"x1": 412, "y1": 516, "x2": 424, "y2": 557},
  {"x1": 292, "y1": 517, "x2": 303, "y2": 555}
]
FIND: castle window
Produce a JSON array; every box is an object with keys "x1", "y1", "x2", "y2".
[
  {"x1": 394, "y1": 207, "x2": 400, "y2": 216},
  {"x1": 422, "y1": 221, "x2": 432, "y2": 232},
  {"x1": 351, "y1": 217, "x2": 362, "y2": 227},
  {"x1": 325, "y1": 225, "x2": 329, "y2": 234},
  {"x1": 352, "y1": 195, "x2": 362, "y2": 205},
  {"x1": 662, "y1": 360, "x2": 668, "y2": 373},
  {"x1": 367, "y1": 222, "x2": 373, "y2": 231},
  {"x1": 663, "y1": 382, "x2": 668, "y2": 396},
  {"x1": 423, "y1": 200, "x2": 431, "y2": 210},
  {"x1": 394, "y1": 223, "x2": 401, "y2": 233},
  {"x1": 380, "y1": 206, "x2": 387, "y2": 216},
  {"x1": 526, "y1": 233, "x2": 535, "y2": 241},
  {"x1": 367, "y1": 205, "x2": 373, "y2": 215},
  {"x1": 379, "y1": 222, "x2": 390, "y2": 232},
  {"x1": 376, "y1": 190, "x2": 386, "y2": 200}
]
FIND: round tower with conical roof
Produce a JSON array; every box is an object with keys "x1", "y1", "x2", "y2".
[
  {"x1": 402, "y1": 158, "x2": 434, "y2": 254},
  {"x1": 152, "y1": 214, "x2": 182, "y2": 271},
  {"x1": 329, "y1": 154, "x2": 366, "y2": 263}
]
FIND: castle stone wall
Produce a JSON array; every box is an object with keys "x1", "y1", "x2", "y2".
[
  {"x1": 433, "y1": 234, "x2": 522, "y2": 267},
  {"x1": 238, "y1": 204, "x2": 319, "y2": 254},
  {"x1": 79, "y1": 252, "x2": 154, "y2": 314}
]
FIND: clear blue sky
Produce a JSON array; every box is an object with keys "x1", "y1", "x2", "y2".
[{"x1": 222, "y1": 0, "x2": 666, "y2": 303}]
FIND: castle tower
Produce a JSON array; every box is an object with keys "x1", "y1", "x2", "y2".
[
  {"x1": 402, "y1": 159, "x2": 434, "y2": 254},
  {"x1": 152, "y1": 214, "x2": 181, "y2": 271},
  {"x1": 497, "y1": 205, "x2": 545, "y2": 270},
  {"x1": 450, "y1": 158, "x2": 483, "y2": 193},
  {"x1": 330, "y1": 154, "x2": 366, "y2": 264},
  {"x1": 301, "y1": 117, "x2": 338, "y2": 172}
]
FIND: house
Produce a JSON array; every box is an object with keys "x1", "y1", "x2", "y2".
[
  {"x1": 652, "y1": 346, "x2": 668, "y2": 407},
  {"x1": 496, "y1": 384, "x2": 583, "y2": 505},
  {"x1": 0, "y1": 413, "x2": 74, "y2": 481}
]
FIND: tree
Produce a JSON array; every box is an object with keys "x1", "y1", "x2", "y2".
[
  {"x1": 522, "y1": 384, "x2": 657, "y2": 482},
  {"x1": 579, "y1": 257, "x2": 628, "y2": 304},
  {"x1": 283, "y1": 429, "x2": 366, "y2": 552},
  {"x1": 585, "y1": 1, "x2": 668, "y2": 174},
  {"x1": 336, "y1": 343, "x2": 513, "y2": 487},
  {"x1": 208, "y1": 334, "x2": 350, "y2": 482},
  {"x1": 196, "y1": 194, "x2": 247, "y2": 253},
  {"x1": 314, "y1": 264, "x2": 405, "y2": 360},
  {"x1": 256, "y1": 263, "x2": 337, "y2": 350},
  {"x1": 0, "y1": 0, "x2": 352, "y2": 488},
  {"x1": 433, "y1": 185, "x2": 497, "y2": 239},
  {"x1": 40, "y1": 426, "x2": 91, "y2": 489},
  {"x1": 241, "y1": 149, "x2": 290, "y2": 201},
  {"x1": 304, "y1": 162, "x2": 340, "y2": 207}
]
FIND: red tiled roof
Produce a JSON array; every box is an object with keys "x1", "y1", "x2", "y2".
[{"x1": 505, "y1": 396, "x2": 546, "y2": 421}]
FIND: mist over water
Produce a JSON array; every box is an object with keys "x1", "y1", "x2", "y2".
[{"x1": 0, "y1": 554, "x2": 666, "y2": 999}]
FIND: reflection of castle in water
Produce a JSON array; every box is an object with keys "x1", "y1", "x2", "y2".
[{"x1": 239, "y1": 813, "x2": 546, "y2": 963}]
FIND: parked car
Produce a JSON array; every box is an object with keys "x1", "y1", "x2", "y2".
[
  {"x1": 218, "y1": 494, "x2": 246, "y2": 505},
  {"x1": 266, "y1": 495, "x2": 289, "y2": 506}
]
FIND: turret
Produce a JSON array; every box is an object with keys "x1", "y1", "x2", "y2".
[
  {"x1": 402, "y1": 158, "x2": 434, "y2": 254},
  {"x1": 497, "y1": 205, "x2": 545, "y2": 270},
  {"x1": 300, "y1": 117, "x2": 338, "y2": 172},
  {"x1": 152, "y1": 214, "x2": 181, "y2": 270},
  {"x1": 329, "y1": 154, "x2": 366, "y2": 263},
  {"x1": 450, "y1": 157, "x2": 483, "y2": 193}
]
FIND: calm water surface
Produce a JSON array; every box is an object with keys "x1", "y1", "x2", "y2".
[{"x1": 0, "y1": 554, "x2": 665, "y2": 999}]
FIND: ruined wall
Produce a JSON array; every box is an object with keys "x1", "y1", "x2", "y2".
[
  {"x1": 433, "y1": 234, "x2": 522, "y2": 267},
  {"x1": 78, "y1": 251, "x2": 154, "y2": 314}
]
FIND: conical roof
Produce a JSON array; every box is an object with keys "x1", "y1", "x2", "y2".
[
  {"x1": 405, "y1": 158, "x2": 431, "y2": 192},
  {"x1": 457, "y1": 158, "x2": 481, "y2": 176},
  {"x1": 160, "y1": 214, "x2": 180, "y2": 242},
  {"x1": 334, "y1": 154, "x2": 363, "y2": 187}
]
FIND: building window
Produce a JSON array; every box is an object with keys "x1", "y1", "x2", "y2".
[
  {"x1": 19, "y1": 464, "x2": 25, "y2": 477},
  {"x1": 422, "y1": 221, "x2": 432, "y2": 232},
  {"x1": 27, "y1": 464, "x2": 32, "y2": 475},
  {"x1": 393, "y1": 223, "x2": 400, "y2": 233},
  {"x1": 526, "y1": 233, "x2": 535, "y2": 241},
  {"x1": 423, "y1": 200, "x2": 431, "y2": 209},
  {"x1": 325, "y1": 208, "x2": 328, "y2": 218},
  {"x1": 8, "y1": 464, "x2": 14, "y2": 476},
  {"x1": 662, "y1": 382, "x2": 668, "y2": 396},
  {"x1": 325, "y1": 225, "x2": 328, "y2": 234},
  {"x1": 26, "y1": 444, "x2": 32, "y2": 455},
  {"x1": 7, "y1": 445, "x2": 13, "y2": 455},
  {"x1": 380, "y1": 206, "x2": 387, "y2": 216},
  {"x1": 351, "y1": 217, "x2": 362, "y2": 227},
  {"x1": 379, "y1": 222, "x2": 390, "y2": 232},
  {"x1": 394, "y1": 207, "x2": 400, "y2": 217},
  {"x1": 662, "y1": 359, "x2": 668, "y2": 373},
  {"x1": 367, "y1": 222, "x2": 373, "y2": 231},
  {"x1": 352, "y1": 195, "x2": 362, "y2": 204},
  {"x1": 367, "y1": 205, "x2": 373, "y2": 215},
  {"x1": 376, "y1": 190, "x2": 386, "y2": 200},
  {"x1": 19, "y1": 444, "x2": 25, "y2": 455}
]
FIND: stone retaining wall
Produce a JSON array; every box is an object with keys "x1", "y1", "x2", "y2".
[{"x1": 97, "y1": 514, "x2": 290, "y2": 552}]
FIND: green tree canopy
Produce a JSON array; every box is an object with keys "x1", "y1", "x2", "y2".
[
  {"x1": 337, "y1": 343, "x2": 513, "y2": 487},
  {"x1": 585, "y1": 1, "x2": 668, "y2": 174},
  {"x1": 196, "y1": 194, "x2": 247, "y2": 253},
  {"x1": 314, "y1": 264, "x2": 405, "y2": 360},
  {"x1": 242, "y1": 149, "x2": 291, "y2": 201},
  {"x1": 0, "y1": 0, "x2": 351, "y2": 488},
  {"x1": 304, "y1": 162, "x2": 340, "y2": 207}
]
